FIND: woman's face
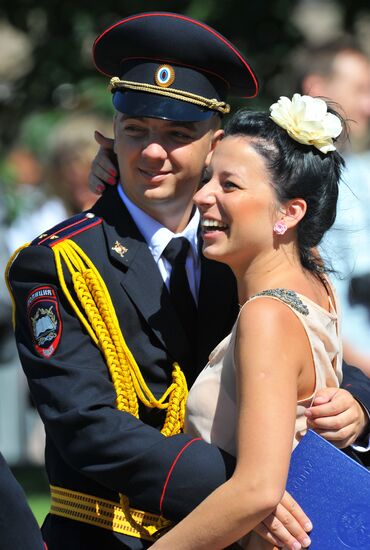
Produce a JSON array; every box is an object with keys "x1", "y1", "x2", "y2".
[{"x1": 194, "y1": 135, "x2": 279, "y2": 271}]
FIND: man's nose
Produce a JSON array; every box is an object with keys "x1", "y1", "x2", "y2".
[{"x1": 141, "y1": 139, "x2": 168, "y2": 161}]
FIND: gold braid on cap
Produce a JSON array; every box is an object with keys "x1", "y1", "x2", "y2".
[{"x1": 109, "y1": 76, "x2": 231, "y2": 115}]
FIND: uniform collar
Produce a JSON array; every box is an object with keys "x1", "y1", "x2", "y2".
[{"x1": 117, "y1": 183, "x2": 200, "y2": 264}]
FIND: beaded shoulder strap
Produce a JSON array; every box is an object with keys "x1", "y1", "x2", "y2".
[{"x1": 249, "y1": 288, "x2": 309, "y2": 316}]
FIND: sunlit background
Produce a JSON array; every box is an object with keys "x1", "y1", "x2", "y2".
[{"x1": 1, "y1": 0, "x2": 369, "y2": 524}]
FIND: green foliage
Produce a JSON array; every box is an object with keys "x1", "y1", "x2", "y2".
[
  {"x1": 0, "y1": 0, "x2": 365, "y2": 152},
  {"x1": 28, "y1": 493, "x2": 50, "y2": 526},
  {"x1": 10, "y1": 465, "x2": 50, "y2": 526}
]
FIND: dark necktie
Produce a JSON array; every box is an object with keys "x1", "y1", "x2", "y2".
[{"x1": 162, "y1": 237, "x2": 197, "y2": 343}]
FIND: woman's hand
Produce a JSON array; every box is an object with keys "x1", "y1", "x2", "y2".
[
  {"x1": 88, "y1": 131, "x2": 118, "y2": 195},
  {"x1": 253, "y1": 491, "x2": 312, "y2": 549}
]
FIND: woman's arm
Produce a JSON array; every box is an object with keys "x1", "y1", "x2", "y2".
[{"x1": 152, "y1": 298, "x2": 310, "y2": 549}]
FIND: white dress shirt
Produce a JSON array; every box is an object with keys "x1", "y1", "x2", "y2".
[{"x1": 118, "y1": 184, "x2": 201, "y2": 303}]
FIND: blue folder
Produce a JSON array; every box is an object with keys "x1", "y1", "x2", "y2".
[{"x1": 286, "y1": 430, "x2": 370, "y2": 549}]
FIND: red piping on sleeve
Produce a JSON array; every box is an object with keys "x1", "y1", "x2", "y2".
[{"x1": 159, "y1": 437, "x2": 202, "y2": 513}]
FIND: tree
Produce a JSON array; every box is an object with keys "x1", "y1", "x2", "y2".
[{"x1": 0, "y1": 0, "x2": 367, "y2": 152}]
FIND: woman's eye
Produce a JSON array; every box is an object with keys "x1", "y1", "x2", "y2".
[{"x1": 223, "y1": 180, "x2": 238, "y2": 190}]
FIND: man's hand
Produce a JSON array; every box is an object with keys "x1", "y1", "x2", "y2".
[
  {"x1": 88, "y1": 131, "x2": 117, "y2": 195},
  {"x1": 253, "y1": 491, "x2": 312, "y2": 549},
  {"x1": 305, "y1": 387, "x2": 368, "y2": 448}
]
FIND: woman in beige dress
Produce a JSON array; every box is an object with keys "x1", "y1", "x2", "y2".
[{"x1": 151, "y1": 94, "x2": 345, "y2": 550}]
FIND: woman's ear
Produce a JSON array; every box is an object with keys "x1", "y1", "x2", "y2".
[{"x1": 283, "y1": 198, "x2": 307, "y2": 229}]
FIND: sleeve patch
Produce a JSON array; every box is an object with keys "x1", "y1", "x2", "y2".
[{"x1": 27, "y1": 286, "x2": 62, "y2": 358}]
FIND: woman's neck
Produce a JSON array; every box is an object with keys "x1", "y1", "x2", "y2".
[{"x1": 235, "y1": 247, "x2": 303, "y2": 306}]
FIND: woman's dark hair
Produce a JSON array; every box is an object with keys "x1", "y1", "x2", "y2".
[{"x1": 223, "y1": 105, "x2": 346, "y2": 274}]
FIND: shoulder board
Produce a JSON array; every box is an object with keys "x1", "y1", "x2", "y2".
[{"x1": 31, "y1": 212, "x2": 102, "y2": 248}]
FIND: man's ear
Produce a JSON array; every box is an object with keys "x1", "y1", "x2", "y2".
[
  {"x1": 283, "y1": 198, "x2": 307, "y2": 229},
  {"x1": 205, "y1": 129, "x2": 224, "y2": 165}
]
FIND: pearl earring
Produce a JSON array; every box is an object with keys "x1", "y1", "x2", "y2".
[{"x1": 273, "y1": 220, "x2": 288, "y2": 235}]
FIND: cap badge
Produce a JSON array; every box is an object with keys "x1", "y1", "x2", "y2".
[
  {"x1": 112, "y1": 240, "x2": 128, "y2": 258},
  {"x1": 155, "y1": 65, "x2": 175, "y2": 88}
]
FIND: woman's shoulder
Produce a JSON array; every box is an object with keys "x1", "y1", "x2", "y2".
[
  {"x1": 238, "y1": 290, "x2": 307, "y2": 340},
  {"x1": 236, "y1": 291, "x2": 309, "y2": 373},
  {"x1": 246, "y1": 288, "x2": 309, "y2": 316}
]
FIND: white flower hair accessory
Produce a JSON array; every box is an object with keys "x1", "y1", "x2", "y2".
[{"x1": 269, "y1": 93, "x2": 342, "y2": 154}]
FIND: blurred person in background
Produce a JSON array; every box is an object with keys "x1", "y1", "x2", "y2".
[
  {"x1": 293, "y1": 39, "x2": 370, "y2": 151},
  {"x1": 46, "y1": 113, "x2": 112, "y2": 216},
  {"x1": 0, "y1": 114, "x2": 109, "y2": 465},
  {"x1": 4, "y1": 113, "x2": 112, "y2": 253},
  {"x1": 3, "y1": 145, "x2": 68, "y2": 254},
  {"x1": 292, "y1": 39, "x2": 370, "y2": 377},
  {"x1": 0, "y1": 146, "x2": 67, "y2": 464},
  {"x1": 0, "y1": 151, "x2": 46, "y2": 545}
]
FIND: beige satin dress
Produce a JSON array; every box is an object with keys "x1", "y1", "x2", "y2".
[{"x1": 185, "y1": 285, "x2": 342, "y2": 549}]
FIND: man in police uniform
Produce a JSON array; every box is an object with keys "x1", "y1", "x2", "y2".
[{"x1": 7, "y1": 12, "x2": 370, "y2": 550}]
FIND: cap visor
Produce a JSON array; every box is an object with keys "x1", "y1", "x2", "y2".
[{"x1": 113, "y1": 90, "x2": 214, "y2": 122}]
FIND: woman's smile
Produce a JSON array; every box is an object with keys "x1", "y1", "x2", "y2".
[{"x1": 201, "y1": 217, "x2": 229, "y2": 236}]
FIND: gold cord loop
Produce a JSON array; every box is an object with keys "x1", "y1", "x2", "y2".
[
  {"x1": 51, "y1": 239, "x2": 188, "y2": 538},
  {"x1": 52, "y1": 239, "x2": 188, "y2": 435},
  {"x1": 109, "y1": 77, "x2": 231, "y2": 115}
]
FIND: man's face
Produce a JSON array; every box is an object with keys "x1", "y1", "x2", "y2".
[
  {"x1": 326, "y1": 51, "x2": 370, "y2": 140},
  {"x1": 113, "y1": 114, "x2": 220, "y2": 225}
]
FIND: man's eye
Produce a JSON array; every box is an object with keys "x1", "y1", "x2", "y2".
[
  {"x1": 170, "y1": 130, "x2": 194, "y2": 140},
  {"x1": 124, "y1": 125, "x2": 145, "y2": 133}
]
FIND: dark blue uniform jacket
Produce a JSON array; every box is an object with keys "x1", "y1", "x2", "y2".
[
  {"x1": 7, "y1": 186, "x2": 370, "y2": 549},
  {"x1": 8, "y1": 187, "x2": 237, "y2": 549}
]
